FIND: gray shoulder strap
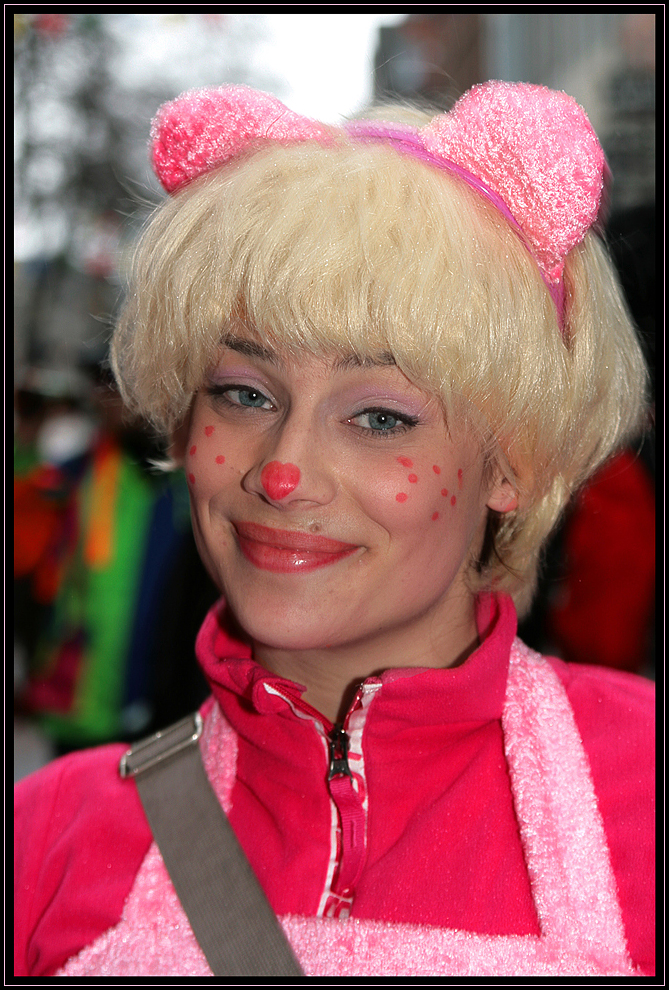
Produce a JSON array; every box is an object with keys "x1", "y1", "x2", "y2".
[{"x1": 120, "y1": 713, "x2": 304, "y2": 978}]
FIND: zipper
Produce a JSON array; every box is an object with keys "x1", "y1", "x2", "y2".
[
  {"x1": 325, "y1": 718, "x2": 367, "y2": 912},
  {"x1": 263, "y1": 679, "x2": 381, "y2": 917},
  {"x1": 328, "y1": 723, "x2": 352, "y2": 781}
]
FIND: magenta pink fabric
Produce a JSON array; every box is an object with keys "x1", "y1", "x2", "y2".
[{"x1": 14, "y1": 595, "x2": 654, "y2": 976}]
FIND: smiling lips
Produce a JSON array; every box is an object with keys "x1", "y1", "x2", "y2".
[{"x1": 234, "y1": 521, "x2": 359, "y2": 573}]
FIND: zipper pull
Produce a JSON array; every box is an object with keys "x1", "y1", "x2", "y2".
[
  {"x1": 328, "y1": 723, "x2": 352, "y2": 780},
  {"x1": 326, "y1": 721, "x2": 366, "y2": 908}
]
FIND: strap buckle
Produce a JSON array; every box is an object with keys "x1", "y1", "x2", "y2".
[{"x1": 119, "y1": 712, "x2": 203, "y2": 779}]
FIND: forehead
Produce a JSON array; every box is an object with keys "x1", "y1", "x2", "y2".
[{"x1": 220, "y1": 330, "x2": 397, "y2": 373}]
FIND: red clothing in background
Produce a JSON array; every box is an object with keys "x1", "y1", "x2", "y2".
[{"x1": 548, "y1": 449, "x2": 655, "y2": 672}]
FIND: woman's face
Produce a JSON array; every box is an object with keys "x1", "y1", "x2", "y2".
[{"x1": 184, "y1": 330, "x2": 512, "y2": 657}]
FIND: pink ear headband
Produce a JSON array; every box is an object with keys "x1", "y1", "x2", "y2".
[{"x1": 150, "y1": 81, "x2": 609, "y2": 334}]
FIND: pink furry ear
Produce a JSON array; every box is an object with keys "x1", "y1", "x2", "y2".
[
  {"x1": 151, "y1": 85, "x2": 331, "y2": 193},
  {"x1": 420, "y1": 82, "x2": 607, "y2": 289}
]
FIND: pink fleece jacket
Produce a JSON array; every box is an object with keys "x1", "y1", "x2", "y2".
[{"x1": 14, "y1": 594, "x2": 654, "y2": 976}]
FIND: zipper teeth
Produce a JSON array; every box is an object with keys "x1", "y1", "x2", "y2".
[
  {"x1": 324, "y1": 685, "x2": 383, "y2": 912},
  {"x1": 263, "y1": 680, "x2": 382, "y2": 916}
]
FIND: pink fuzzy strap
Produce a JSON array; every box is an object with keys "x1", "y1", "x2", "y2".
[
  {"x1": 502, "y1": 640, "x2": 631, "y2": 967},
  {"x1": 149, "y1": 82, "x2": 608, "y2": 335}
]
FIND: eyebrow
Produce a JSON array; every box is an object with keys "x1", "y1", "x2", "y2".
[
  {"x1": 333, "y1": 352, "x2": 396, "y2": 371},
  {"x1": 223, "y1": 335, "x2": 396, "y2": 371},
  {"x1": 223, "y1": 337, "x2": 277, "y2": 362}
]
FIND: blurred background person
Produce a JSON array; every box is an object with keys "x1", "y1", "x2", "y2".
[
  {"x1": 16, "y1": 359, "x2": 215, "y2": 756},
  {"x1": 14, "y1": 366, "x2": 95, "y2": 667}
]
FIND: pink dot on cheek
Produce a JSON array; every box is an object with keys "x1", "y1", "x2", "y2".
[
  {"x1": 441, "y1": 488, "x2": 449, "y2": 497},
  {"x1": 397, "y1": 456, "x2": 413, "y2": 468},
  {"x1": 189, "y1": 445, "x2": 197, "y2": 457},
  {"x1": 215, "y1": 455, "x2": 225, "y2": 465},
  {"x1": 408, "y1": 473, "x2": 418, "y2": 484},
  {"x1": 396, "y1": 492, "x2": 408, "y2": 503},
  {"x1": 188, "y1": 474, "x2": 195, "y2": 485},
  {"x1": 451, "y1": 495, "x2": 457, "y2": 506},
  {"x1": 457, "y1": 468, "x2": 463, "y2": 488},
  {"x1": 433, "y1": 465, "x2": 441, "y2": 474},
  {"x1": 432, "y1": 511, "x2": 439, "y2": 521},
  {"x1": 204, "y1": 426, "x2": 214, "y2": 437}
]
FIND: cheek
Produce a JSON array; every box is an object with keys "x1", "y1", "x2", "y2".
[
  {"x1": 392, "y1": 457, "x2": 421, "y2": 503},
  {"x1": 390, "y1": 457, "x2": 463, "y2": 520},
  {"x1": 185, "y1": 421, "x2": 233, "y2": 490},
  {"x1": 354, "y1": 458, "x2": 425, "y2": 517}
]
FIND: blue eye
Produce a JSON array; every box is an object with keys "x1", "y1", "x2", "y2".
[
  {"x1": 360, "y1": 411, "x2": 400, "y2": 431},
  {"x1": 351, "y1": 408, "x2": 419, "y2": 437},
  {"x1": 233, "y1": 388, "x2": 271, "y2": 408},
  {"x1": 206, "y1": 384, "x2": 274, "y2": 410}
]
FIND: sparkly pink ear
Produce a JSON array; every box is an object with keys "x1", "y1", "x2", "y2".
[
  {"x1": 151, "y1": 85, "x2": 332, "y2": 193},
  {"x1": 420, "y1": 82, "x2": 607, "y2": 286}
]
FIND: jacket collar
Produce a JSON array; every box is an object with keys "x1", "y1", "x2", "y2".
[{"x1": 195, "y1": 592, "x2": 517, "y2": 728}]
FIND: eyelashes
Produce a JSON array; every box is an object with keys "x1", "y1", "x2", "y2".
[
  {"x1": 204, "y1": 383, "x2": 421, "y2": 439},
  {"x1": 204, "y1": 383, "x2": 275, "y2": 411},
  {"x1": 348, "y1": 407, "x2": 420, "y2": 438}
]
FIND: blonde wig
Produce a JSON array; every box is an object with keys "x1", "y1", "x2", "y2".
[{"x1": 111, "y1": 111, "x2": 648, "y2": 615}]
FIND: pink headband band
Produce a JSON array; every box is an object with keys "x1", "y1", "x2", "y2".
[{"x1": 150, "y1": 81, "x2": 609, "y2": 335}]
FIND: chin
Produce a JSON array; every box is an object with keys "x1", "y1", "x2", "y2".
[
  {"x1": 225, "y1": 595, "x2": 348, "y2": 652},
  {"x1": 253, "y1": 618, "x2": 338, "y2": 652}
]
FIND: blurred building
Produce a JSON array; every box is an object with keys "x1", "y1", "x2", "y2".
[
  {"x1": 375, "y1": 13, "x2": 482, "y2": 109},
  {"x1": 14, "y1": 247, "x2": 120, "y2": 380},
  {"x1": 373, "y1": 12, "x2": 655, "y2": 212}
]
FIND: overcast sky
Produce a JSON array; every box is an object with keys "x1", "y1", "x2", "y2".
[
  {"x1": 110, "y1": 12, "x2": 405, "y2": 120},
  {"x1": 15, "y1": 14, "x2": 406, "y2": 260},
  {"x1": 258, "y1": 13, "x2": 406, "y2": 120}
]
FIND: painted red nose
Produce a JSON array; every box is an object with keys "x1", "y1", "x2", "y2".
[{"x1": 260, "y1": 461, "x2": 301, "y2": 500}]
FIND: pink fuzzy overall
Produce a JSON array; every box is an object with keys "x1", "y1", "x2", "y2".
[{"x1": 56, "y1": 639, "x2": 636, "y2": 977}]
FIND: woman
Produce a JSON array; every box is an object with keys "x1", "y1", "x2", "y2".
[{"x1": 14, "y1": 82, "x2": 654, "y2": 977}]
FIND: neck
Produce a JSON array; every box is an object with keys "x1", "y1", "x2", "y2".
[{"x1": 253, "y1": 599, "x2": 480, "y2": 724}]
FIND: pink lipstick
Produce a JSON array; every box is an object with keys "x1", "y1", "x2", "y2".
[{"x1": 234, "y1": 522, "x2": 359, "y2": 573}]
